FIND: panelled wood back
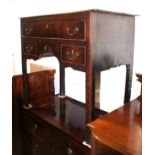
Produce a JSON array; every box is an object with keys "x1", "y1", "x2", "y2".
[
  {"x1": 12, "y1": 70, "x2": 55, "y2": 155},
  {"x1": 13, "y1": 70, "x2": 55, "y2": 104}
]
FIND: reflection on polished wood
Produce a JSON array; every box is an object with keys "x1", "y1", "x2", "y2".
[{"x1": 88, "y1": 98, "x2": 142, "y2": 155}]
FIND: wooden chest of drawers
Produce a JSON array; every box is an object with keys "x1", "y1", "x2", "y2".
[
  {"x1": 13, "y1": 71, "x2": 91, "y2": 155},
  {"x1": 23, "y1": 112, "x2": 68, "y2": 155},
  {"x1": 23, "y1": 108, "x2": 90, "y2": 155}
]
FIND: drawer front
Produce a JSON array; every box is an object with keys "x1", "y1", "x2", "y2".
[
  {"x1": 52, "y1": 128, "x2": 67, "y2": 150},
  {"x1": 23, "y1": 115, "x2": 52, "y2": 145},
  {"x1": 22, "y1": 19, "x2": 86, "y2": 40},
  {"x1": 60, "y1": 19, "x2": 86, "y2": 40},
  {"x1": 67, "y1": 139, "x2": 90, "y2": 155},
  {"x1": 61, "y1": 45, "x2": 86, "y2": 65},
  {"x1": 23, "y1": 41, "x2": 37, "y2": 57},
  {"x1": 23, "y1": 22, "x2": 48, "y2": 37},
  {"x1": 24, "y1": 133, "x2": 53, "y2": 155},
  {"x1": 22, "y1": 39, "x2": 57, "y2": 59}
]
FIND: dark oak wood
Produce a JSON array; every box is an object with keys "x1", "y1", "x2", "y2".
[
  {"x1": 88, "y1": 98, "x2": 142, "y2": 155},
  {"x1": 19, "y1": 9, "x2": 136, "y2": 154},
  {"x1": 21, "y1": 9, "x2": 135, "y2": 124}
]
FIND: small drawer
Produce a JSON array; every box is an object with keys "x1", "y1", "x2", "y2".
[
  {"x1": 22, "y1": 19, "x2": 86, "y2": 40},
  {"x1": 24, "y1": 133, "x2": 52, "y2": 155},
  {"x1": 22, "y1": 38, "x2": 56, "y2": 59},
  {"x1": 61, "y1": 45, "x2": 86, "y2": 65},
  {"x1": 23, "y1": 115, "x2": 52, "y2": 145},
  {"x1": 37, "y1": 40, "x2": 54, "y2": 57},
  {"x1": 23, "y1": 41, "x2": 37, "y2": 56}
]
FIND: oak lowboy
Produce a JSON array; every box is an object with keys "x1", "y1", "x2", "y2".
[
  {"x1": 13, "y1": 9, "x2": 136, "y2": 155},
  {"x1": 21, "y1": 9, "x2": 135, "y2": 122}
]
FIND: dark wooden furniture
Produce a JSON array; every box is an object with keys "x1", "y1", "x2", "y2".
[
  {"x1": 21, "y1": 9, "x2": 135, "y2": 122},
  {"x1": 19, "y1": 9, "x2": 136, "y2": 154},
  {"x1": 88, "y1": 98, "x2": 142, "y2": 155},
  {"x1": 12, "y1": 70, "x2": 90, "y2": 155},
  {"x1": 12, "y1": 70, "x2": 55, "y2": 155},
  {"x1": 23, "y1": 97, "x2": 91, "y2": 155}
]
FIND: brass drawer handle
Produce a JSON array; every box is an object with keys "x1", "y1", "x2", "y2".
[
  {"x1": 66, "y1": 51, "x2": 70, "y2": 55},
  {"x1": 66, "y1": 27, "x2": 79, "y2": 36},
  {"x1": 75, "y1": 52, "x2": 80, "y2": 57},
  {"x1": 67, "y1": 147, "x2": 73, "y2": 155},
  {"x1": 45, "y1": 24, "x2": 49, "y2": 29},
  {"x1": 24, "y1": 27, "x2": 33, "y2": 35},
  {"x1": 25, "y1": 44, "x2": 34, "y2": 53},
  {"x1": 33, "y1": 123, "x2": 38, "y2": 131}
]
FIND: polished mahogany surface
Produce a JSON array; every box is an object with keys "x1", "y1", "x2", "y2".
[
  {"x1": 27, "y1": 96, "x2": 86, "y2": 142},
  {"x1": 26, "y1": 96, "x2": 106, "y2": 144},
  {"x1": 88, "y1": 99, "x2": 142, "y2": 155}
]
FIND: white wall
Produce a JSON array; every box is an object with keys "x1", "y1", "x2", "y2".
[{"x1": 1, "y1": 0, "x2": 153, "y2": 155}]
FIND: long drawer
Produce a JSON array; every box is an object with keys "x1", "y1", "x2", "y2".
[
  {"x1": 22, "y1": 38, "x2": 59, "y2": 59},
  {"x1": 22, "y1": 18, "x2": 86, "y2": 40}
]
